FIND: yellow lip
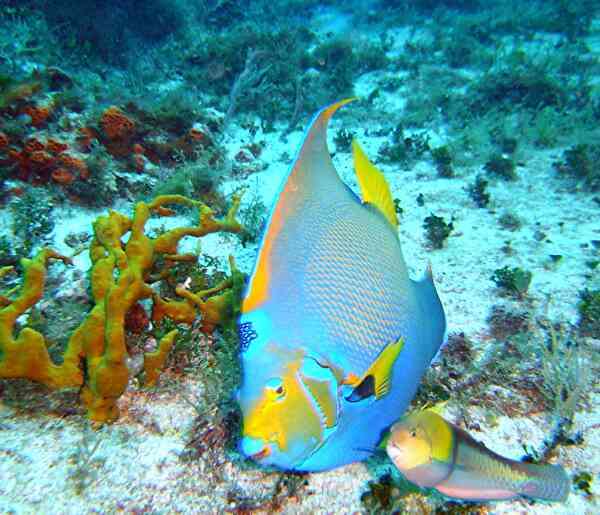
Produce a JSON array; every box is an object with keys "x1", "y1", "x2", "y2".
[{"x1": 251, "y1": 446, "x2": 271, "y2": 461}]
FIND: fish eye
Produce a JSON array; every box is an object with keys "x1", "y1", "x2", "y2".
[
  {"x1": 265, "y1": 378, "x2": 286, "y2": 399},
  {"x1": 410, "y1": 428, "x2": 417, "y2": 438}
]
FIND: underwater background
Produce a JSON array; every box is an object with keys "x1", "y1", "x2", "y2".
[{"x1": 0, "y1": 0, "x2": 599, "y2": 513}]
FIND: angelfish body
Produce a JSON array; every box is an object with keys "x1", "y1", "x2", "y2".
[
  {"x1": 237, "y1": 99, "x2": 446, "y2": 471},
  {"x1": 387, "y1": 410, "x2": 570, "y2": 502}
]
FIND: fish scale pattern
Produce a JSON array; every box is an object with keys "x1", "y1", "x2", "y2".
[{"x1": 303, "y1": 210, "x2": 407, "y2": 373}]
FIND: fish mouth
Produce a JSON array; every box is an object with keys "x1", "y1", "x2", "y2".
[
  {"x1": 386, "y1": 442, "x2": 404, "y2": 459},
  {"x1": 250, "y1": 446, "x2": 272, "y2": 461},
  {"x1": 240, "y1": 436, "x2": 273, "y2": 462}
]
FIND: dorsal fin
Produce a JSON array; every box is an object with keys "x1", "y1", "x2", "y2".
[
  {"x1": 241, "y1": 98, "x2": 355, "y2": 314},
  {"x1": 352, "y1": 139, "x2": 398, "y2": 227}
]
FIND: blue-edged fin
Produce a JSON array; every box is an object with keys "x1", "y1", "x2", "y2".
[
  {"x1": 412, "y1": 263, "x2": 447, "y2": 364},
  {"x1": 242, "y1": 98, "x2": 356, "y2": 314},
  {"x1": 346, "y1": 337, "x2": 405, "y2": 402},
  {"x1": 352, "y1": 139, "x2": 398, "y2": 227}
]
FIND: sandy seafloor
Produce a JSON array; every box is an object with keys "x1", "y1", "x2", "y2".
[
  {"x1": 2, "y1": 111, "x2": 599, "y2": 513},
  {"x1": 2, "y1": 16, "x2": 600, "y2": 515}
]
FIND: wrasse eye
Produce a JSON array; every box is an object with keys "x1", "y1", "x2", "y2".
[
  {"x1": 410, "y1": 429, "x2": 417, "y2": 438},
  {"x1": 275, "y1": 385, "x2": 284, "y2": 395}
]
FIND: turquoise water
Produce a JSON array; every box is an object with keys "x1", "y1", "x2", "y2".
[{"x1": 0, "y1": 1, "x2": 598, "y2": 513}]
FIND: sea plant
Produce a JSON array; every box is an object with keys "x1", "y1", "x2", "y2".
[
  {"x1": 333, "y1": 128, "x2": 354, "y2": 153},
  {"x1": 577, "y1": 288, "x2": 600, "y2": 337},
  {"x1": 224, "y1": 48, "x2": 272, "y2": 130},
  {"x1": 534, "y1": 319, "x2": 592, "y2": 434},
  {"x1": 468, "y1": 61, "x2": 567, "y2": 115},
  {"x1": 431, "y1": 145, "x2": 454, "y2": 178},
  {"x1": 224, "y1": 471, "x2": 309, "y2": 512},
  {"x1": 550, "y1": 0, "x2": 596, "y2": 42},
  {"x1": 10, "y1": 187, "x2": 55, "y2": 257},
  {"x1": 573, "y1": 471, "x2": 593, "y2": 497},
  {"x1": 487, "y1": 305, "x2": 530, "y2": 341},
  {"x1": 498, "y1": 211, "x2": 522, "y2": 232},
  {"x1": 378, "y1": 124, "x2": 430, "y2": 168},
  {"x1": 41, "y1": 0, "x2": 189, "y2": 65},
  {"x1": 68, "y1": 427, "x2": 106, "y2": 494},
  {"x1": 529, "y1": 106, "x2": 564, "y2": 148},
  {"x1": 361, "y1": 473, "x2": 424, "y2": 514},
  {"x1": 468, "y1": 175, "x2": 490, "y2": 207},
  {"x1": 499, "y1": 135, "x2": 518, "y2": 154},
  {"x1": 553, "y1": 143, "x2": 600, "y2": 191},
  {"x1": 413, "y1": 332, "x2": 472, "y2": 408},
  {"x1": 484, "y1": 153, "x2": 517, "y2": 181},
  {"x1": 181, "y1": 25, "x2": 309, "y2": 125},
  {"x1": 310, "y1": 38, "x2": 388, "y2": 96},
  {"x1": 68, "y1": 145, "x2": 117, "y2": 207},
  {"x1": 423, "y1": 213, "x2": 454, "y2": 249},
  {"x1": 238, "y1": 192, "x2": 267, "y2": 246},
  {"x1": 151, "y1": 156, "x2": 223, "y2": 206},
  {"x1": 311, "y1": 39, "x2": 356, "y2": 94},
  {"x1": 393, "y1": 198, "x2": 404, "y2": 217},
  {"x1": 491, "y1": 265, "x2": 532, "y2": 298}
]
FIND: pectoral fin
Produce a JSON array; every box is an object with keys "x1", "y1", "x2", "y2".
[{"x1": 345, "y1": 337, "x2": 405, "y2": 402}]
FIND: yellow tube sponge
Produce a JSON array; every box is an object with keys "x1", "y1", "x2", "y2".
[
  {"x1": 0, "y1": 249, "x2": 81, "y2": 389},
  {"x1": 144, "y1": 329, "x2": 178, "y2": 387},
  {"x1": 78, "y1": 194, "x2": 242, "y2": 422},
  {"x1": 0, "y1": 194, "x2": 245, "y2": 423},
  {"x1": 181, "y1": 256, "x2": 245, "y2": 333}
]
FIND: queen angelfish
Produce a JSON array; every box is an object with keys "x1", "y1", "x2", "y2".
[{"x1": 236, "y1": 99, "x2": 446, "y2": 471}]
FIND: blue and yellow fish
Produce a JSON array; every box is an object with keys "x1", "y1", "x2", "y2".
[{"x1": 237, "y1": 99, "x2": 446, "y2": 471}]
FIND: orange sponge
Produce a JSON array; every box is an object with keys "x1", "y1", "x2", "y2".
[{"x1": 101, "y1": 106, "x2": 135, "y2": 141}]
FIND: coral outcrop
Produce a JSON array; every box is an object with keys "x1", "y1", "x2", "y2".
[
  {"x1": 0, "y1": 194, "x2": 244, "y2": 422},
  {"x1": 3, "y1": 136, "x2": 89, "y2": 184}
]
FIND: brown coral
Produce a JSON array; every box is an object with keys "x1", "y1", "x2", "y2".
[
  {"x1": 23, "y1": 138, "x2": 45, "y2": 154},
  {"x1": 23, "y1": 150, "x2": 56, "y2": 183},
  {"x1": 77, "y1": 127, "x2": 98, "y2": 152},
  {"x1": 173, "y1": 125, "x2": 212, "y2": 160},
  {"x1": 51, "y1": 167, "x2": 75, "y2": 185},
  {"x1": 46, "y1": 138, "x2": 69, "y2": 155},
  {"x1": 4, "y1": 136, "x2": 89, "y2": 184},
  {"x1": 124, "y1": 302, "x2": 150, "y2": 334},
  {"x1": 59, "y1": 154, "x2": 89, "y2": 180},
  {"x1": 22, "y1": 104, "x2": 52, "y2": 127},
  {"x1": 0, "y1": 81, "x2": 42, "y2": 109},
  {"x1": 100, "y1": 106, "x2": 137, "y2": 159},
  {"x1": 132, "y1": 154, "x2": 144, "y2": 173},
  {"x1": 101, "y1": 106, "x2": 135, "y2": 141},
  {"x1": 28, "y1": 150, "x2": 55, "y2": 169}
]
